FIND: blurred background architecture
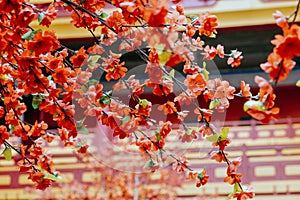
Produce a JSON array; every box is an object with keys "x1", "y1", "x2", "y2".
[{"x1": 1, "y1": 0, "x2": 300, "y2": 199}]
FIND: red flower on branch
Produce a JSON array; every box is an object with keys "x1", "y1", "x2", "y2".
[
  {"x1": 172, "y1": 157, "x2": 189, "y2": 172},
  {"x1": 184, "y1": 73, "x2": 207, "y2": 96},
  {"x1": 227, "y1": 50, "x2": 243, "y2": 67},
  {"x1": 210, "y1": 151, "x2": 227, "y2": 163},
  {"x1": 27, "y1": 31, "x2": 60, "y2": 56},
  {"x1": 158, "y1": 101, "x2": 178, "y2": 115},
  {"x1": 0, "y1": 125, "x2": 10, "y2": 144},
  {"x1": 70, "y1": 47, "x2": 88, "y2": 67},
  {"x1": 196, "y1": 12, "x2": 218, "y2": 37},
  {"x1": 39, "y1": 4, "x2": 58, "y2": 27},
  {"x1": 196, "y1": 169, "x2": 209, "y2": 187},
  {"x1": 143, "y1": 0, "x2": 168, "y2": 27},
  {"x1": 260, "y1": 52, "x2": 295, "y2": 82},
  {"x1": 102, "y1": 52, "x2": 128, "y2": 82}
]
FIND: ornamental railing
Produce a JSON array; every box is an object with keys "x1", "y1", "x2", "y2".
[{"x1": 1, "y1": 118, "x2": 300, "y2": 198}]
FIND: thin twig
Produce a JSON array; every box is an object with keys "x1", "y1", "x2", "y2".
[{"x1": 292, "y1": 0, "x2": 300, "y2": 24}]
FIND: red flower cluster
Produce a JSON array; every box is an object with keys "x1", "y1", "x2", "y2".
[
  {"x1": 196, "y1": 12, "x2": 218, "y2": 37},
  {"x1": 224, "y1": 157, "x2": 243, "y2": 185},
  {"x1": 244, "y1": 76, "x2": 280, "y2": 124},
  {"x1": 260, "y1": 11, "x2": 299, "y2": 82}
]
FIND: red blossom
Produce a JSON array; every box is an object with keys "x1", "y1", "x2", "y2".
[
  {"x1": 70, "y1": 47, "x2": 88, "y2": 67},
  {"x1": 210, "y1": 151, "x2": 227, "y2": 163},
  {"x1": 165, "y1": 54, "x2": 185, "y2": 68},
  {"x1": 273, "y1": 10, "x2": 289, "y2": 30},
  {"x1": 0, "y1": 34, "x2": 8, "y2": 52},
  {"x1": 77, "y1": 144, "x2": 89, "y2": 154},
  {"x1": 214, "y1": 138, "x2": 231, "y2": 151},
  {"x1": 227, "y1": 50, "x2": 243, "y2": 67},
  {"x1": 196, "y1": 170, "x2": 209, "y2": 187},
  {"x1": 172, "y1": 157, "x2": 189, "y2": 172},
  {"x1": 247, "y1": 107, "x2": 280, "y2": 124},
  {"x1": 159, "y1": 121, "x2": 172, "y2": 138},
  {"x1": 203, "y1": 44, "x2": 224, "y2": 60},
  {"x1": 39, "y1": 4, "x2": 58, "y2": 27},
  {"x1": 174, "y1": 92, "x2": 196, "y2": 105},
  {"x1": 183, "y1": 60, "x2": 200, "y2": 74},
  {"x1": 0, "y1": 106, "x2": 5, "y2": 118},
  {"x1": 27, "y1": 31, "x2": 60, "y2": 56},
  {"x1": 157, "y1": 101, "x2": 178, "y2": 115},
  {"x1": 196, "y1": 12, "x2": 218, "y2": 37},
  {"x1": 233, "y1": 187, "x2": 255, "y2": 200},
  {"x1": 28, "y1": 171, "x2": 53, "y2": 190},
  {"x1": 276, "y1": 35, "x2": 300, "y2": 59},
  {"x1": 13, "y1": 7, "x2": 35, "y2": 27},
  {"x1": 143, "y1": 0, "x2": 168, "y2": 27},
  {"x1": 184, "y1": 73, "x2": 207, "y2": 96},
  {"x1": 179, "y1": 128, "x2": 198, "y2": 142},
  {"x1": 0, "y1": 125, "x2": 10, "y2": 144},
  {"x1": 260, "y1": 53, "x2": 296, "y2": 82},
  {"x1": 240, "y1": 81, "x2": 252, "y2": 98},
  {"x1": 136, "y1": 138, "x2": 152, "y2": 153},
  {"x1": 102, "y1": 52, "x2": 128, "y2": 82},
  {"x1": 113, "y1": 127, "x2": 129, "y2": 139}
]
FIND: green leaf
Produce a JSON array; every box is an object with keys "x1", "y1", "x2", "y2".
[
  {"x1": 296, "y1": 80, "x2": 300, "y2": 87},
  {"x1": 10, "y1": 126, "x2": 15, "y2": 133},
  {"x1": 139, "y1": 99, "x2": 149, "y2": 108},
  {"x1": 202, "y1": 61, "x2": 209, "y2": 80},
  {"x1": 47, "y1": 75, "x2": 52, "y2": 81},
  {"x1": 190, "y1": 15, "x2": 198, "y2": 21},
  {"x1": 43, "y1": 172, "x2": 60, "y2": 181},
  {"x1": 100, "y1": 12, "x2": 108, "y2": 18},
  {"x1": 106, "y1": 90, "x2": 113, "y2": 96},
  {"x1": 53, "y1": 171, "x2": 62, "y2": 180},
  {"x1": 75, "y1": 141, "x2": 85, "y2": 150},
  {"x1": 209, "y1": 99, "x2": 220, "y2": 109},
  {"x1": 100, "y1": 95, "x2": 111, "y2": 105},
  {"x1": 209, "y1": 33, "x2": 216, "y2": 38},
  {"x1": 154, "y1": 44, "x2": 165, "y2": 54},
  {"x1": 87, "y1": 79, "x2": 98, "y2": 86},
  {"x1": 185, "y1": 128, "x2": 192, "y2": 135},
  {"x1": 143, "y1": 159, "x2": 154, "y2": 169},
  {"x1": 158, "y1": 50, "x2": 172, "y2": 65},
  {"x1": 78, "y1": 126, "x2": 89, "y2": 134},
  {"x1": 169, "y1": 69, "x2": 175, "y2": 78},
  {"x1": 0, "y1": 74, "x2": 6, "y2": 80},
  {"x1": 88, "y1": 55, "x2": 101, "y2": 69},
  {"x1": 243, "y1": 100, "x2": 266, "y2": 112},
  {"x1": 219, "y1": 127, "x2": 229, "y2": 141},
  {"x1": 32, "y1": 95, "x2": 42, "y2": 109},
  {"x1": 76, "y1": 118, "x2": 89, "y2": 134},
  {"x1": 76, "y1": 117, "x2": 86, "y2": 127},
  {"x1": 121, "y1": 115, "x2": 131, "y2": 124},
  {"x1": 233, "y1": 182, "x2": 242, "y2": 193},
  {"x1": 2, "y1": 147, "x2": 12, "y2": 161},
  {"x1": 21, "y1": 29, "x2": 42, "y2": 40},
  {"x1": 197, "y1": 168, "x2": 206, "y2": 180},
  {"x1": 206, "y1": 128, "x2": 229, "y2": 142},
  {"x1": 81, "y1": 85, "x2": 88, "y2": 93},
  {"x1": 38, "y1": 12, "x2": 46, "y2": 23},
  {"x1": 228, "y1": 192, "x2": 233, "y2": 199},
  {"x1": 163, "y1": 69, "x2": 175, "y2": 81},
  {"x1": 197, "y1": 172, "x2": 203, "y2": 180},
  {"x1": 206, "y1": 134, "x2": 219, "y2": 142},
  {"x1": 155, "y1": 130, "x2": 162, "y2": 140}
]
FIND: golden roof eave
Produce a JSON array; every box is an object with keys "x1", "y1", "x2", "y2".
[{"x1": 29, "y1": 0, "x2": 299, "y2": 39}]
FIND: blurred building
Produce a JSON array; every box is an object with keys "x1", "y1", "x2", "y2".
[{"x1": 1, "y1": 0, "x2": 300, "y2": 199}]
